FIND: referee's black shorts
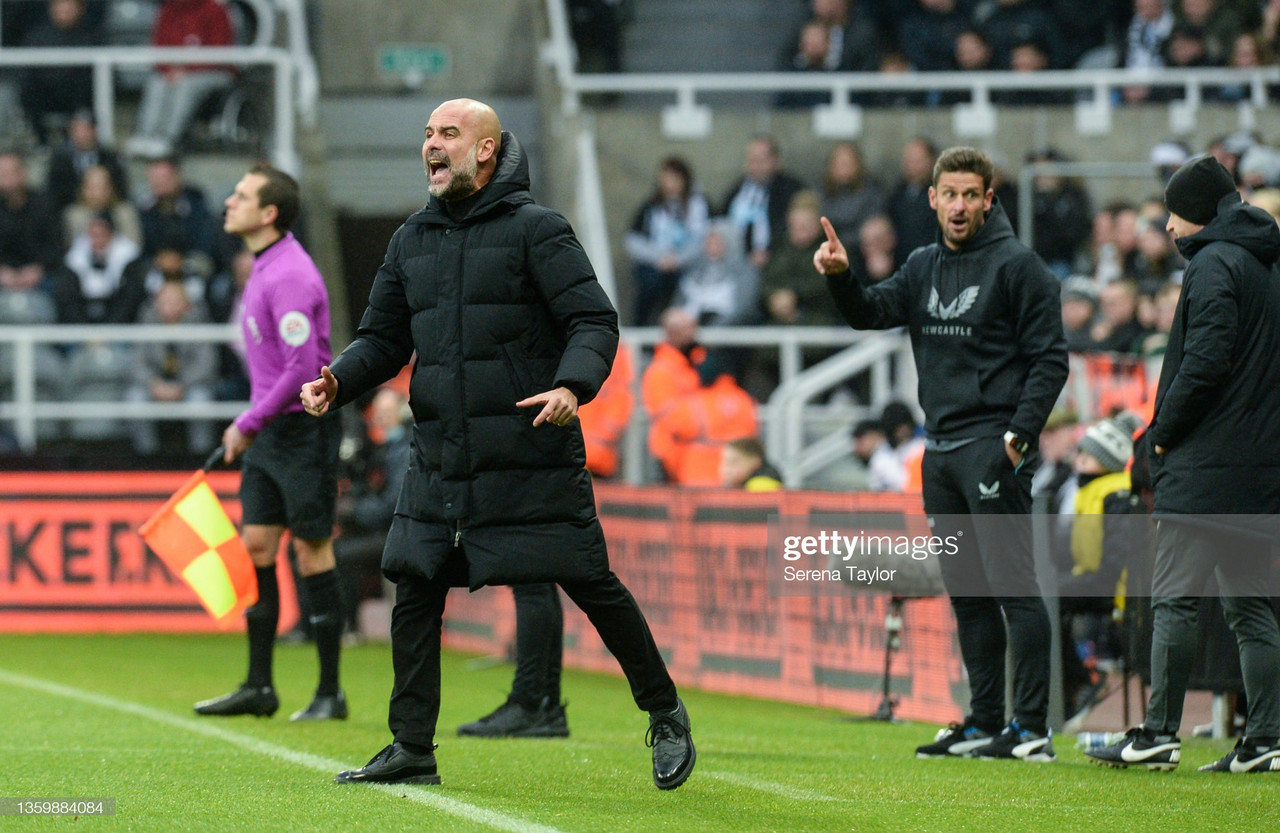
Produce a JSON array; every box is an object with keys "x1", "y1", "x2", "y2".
[{"x1": 240, "y1": 411, "x2": 340, "y2": 540}]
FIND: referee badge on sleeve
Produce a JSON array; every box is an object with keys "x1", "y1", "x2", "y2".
[{"x1": 279, "y1": 311, "x2": 312, "y2": 346}]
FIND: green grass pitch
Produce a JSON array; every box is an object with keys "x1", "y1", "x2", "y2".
[{"x1": 0, "y1": 633, "x2": 1273, "y2": 832}]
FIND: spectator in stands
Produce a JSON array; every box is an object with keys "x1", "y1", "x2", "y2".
[
  {"x1": 1099, "y1": 201, "x2": 1142, "y2": 284},
  {"x1": 895, "y1": 0, "x2": 971, "y2": 72},
  {"x1": 126, "y1": 278, "x2": 218, "y2": 456},
  {"x1": 720, "y1": 436, "x2": 782, "y2": 491},
  {"x1": 952, "y1": 27, "x2": 995, "y2": 73},
  {"x1": 1150, "y1": 140, "x2": 1191, "y2": 187},
  {"x1": 48, "y1": 211, "x2": 147, "y2": 324},
  {"x1": 1031, "y1": 407, "x2": 1079, "y2": 515},
  {"x1": 45, "y1": 109, "x2": 127, "y2": 213},
  {"x1": 776, "y1": 20, "x2": 839, "y2": 108},
  {"x1": 880, "y1": 399, "x2": 925, "y2": 490},
  {"x1": 1089, "y1": 279, "x2": 1147, "y2": 354},
  {"x1": 648, "y1": 360, "x2": 758, "y2": 486},
  {"x1": 625, "y1": 156, "x2": 709, "y2": 326},
  {"x1": 641, "y1": 306, "x2": 705, "y2": 420},
  {"x1": 805, "y1": 0, "x2": 884, "y2": 71},
  {"x1": 138, "y1": 242, "x2": 209, "y2": 307},
  {"x1": 819, "y1": 141, "x2": 887, "y2": 245},
  {"x1": 972, "y1": 0, "x2": 1055, "y2": 69},
  {"x1": 1045, "y1": 0, "x2": 1119, "y2": 68},
  {"x1": 17, "y1": 0, "x2": 101, "y2": 144},
  {"x1": 1061, "y1": 275, "x2": 1101, "y2": 352},
  {"x1": 1214, "y1": 30, "x2": 1280, "y2": 102},
  {"x1": 206, "y1": 245, "x2": 252, "y2": 401},
  {"x1": 125, "y1": 0, "x2": 236, "y2": 160},
  {"x1": 673, "y1": 218, "x2": 759, "y2": 326},
  {"x1": 1206, "y1": 130, "x2": 1257, "y2": 181},
  {"x1": 578, "y1": 341, "x2": 635, "y2": 479},
  {"x1": 1130, "y1": 212, "x2": 1185, "y2": 291},
  {"x1": 567, "y1": 0, "x2": 629, "y2": 74},
  {"x1": 1162, "y1": 23, "x2": 1213, "y2": 69},
  {"x1": 136, "y1": 156, "x2": 219, "y2": 276},
  {"x1": 1139, "y1": 280, "x2": 1180, "y2": 359},
  {"x1": 996, "y1": 35, "x2": 1071, "y2": 104},
  {"x1": 62, "y1": 164, "x2": 143, "y2": 248},
  {"x1": 1247, "y1": 186, "x2": 1280, "y2": 224},
  {"x1": 760, "y1": 192, "x2": 841, "y2": 327},
  {"x1": 1176, "y1": 0, "x2": 1243, "y2": 65},
  {"x1": 1057, "y1": 411, "x2": 1144, "y2": 722},
  {"x1": 851, "y1": 418, "x2": 903, "y2": 491},
  {"x1": 1120, "y1": 0, "x2": 1175, "y2": 102},
  {"x1": 851, "y1": 214, "x2": 899, "y2": 284},
  {"x1": 885, "y1": 136, "x2": 938, "y2": 265},
  {"x1": 1236, "y1": 145, "x2": 1280, "y2": 193},
  {"x1": 1264, "y1": 0, "x2": 1280, "y2": 53},
  {"x1": 721, "y1": 136, "x2": 808, "y2": 269},
  {"x1": 1026, "y1": 148, "x2": 1092, "y2": 279},
  {"x1": 334, "y1": 386, "x2": 413, "y2": 634},
  {"x1": 0, "y1": 151, "x2": 60, "y2": 293}
]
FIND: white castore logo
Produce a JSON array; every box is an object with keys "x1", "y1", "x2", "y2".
[
  {"x1": 978, "y1": 480, "x2": 1000, "y2": 500},
  {"x1": 927, "y1": 286, "x2": 979, "y2": 320}
]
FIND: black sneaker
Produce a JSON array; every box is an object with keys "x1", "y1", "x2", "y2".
[
  {"x1": 457, "y1": 697, "x2": 570, "y2": 738},
  {"x1": 972, "y1": 721, "x2": 1057, "y2": 762},
  {"x1": 1198, "y1": 737, "x2": 1280, "y2": 773},
  {"x1": 335, "y1": 742, "x2": 441, "y2": 785},
  {"x1": 915, "y1": 717, "x2": 995, "y2": 758},
  {"x1": 290, "y1": 690, "x2": 349, "y2": 722},
  {"x1": 194, "y1": 684, "x2": 279, "y2": 717},
  {"x1": 1085, "y1": 726, "x2": 1180, "y2": 771},
  {"x1": 647, "y1": 697, "x2": 695, "y2": 790}
]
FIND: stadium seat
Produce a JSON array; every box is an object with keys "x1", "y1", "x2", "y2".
[{"x1": 62, "y1": 342, "x2": 132, "y2": 442}]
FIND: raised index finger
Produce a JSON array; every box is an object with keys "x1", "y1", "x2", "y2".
[{"x1": 820, "y1": 216, "x2": 840, "y2": 246}]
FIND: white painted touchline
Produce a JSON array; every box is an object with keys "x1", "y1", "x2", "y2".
[{"x1": 0, "y1": 668, "x2": 567, "y2": 833}]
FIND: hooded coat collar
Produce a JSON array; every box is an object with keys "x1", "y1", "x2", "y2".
[{"x1": 1175, "y1": 191, "x2": 1280, "y2": 266}]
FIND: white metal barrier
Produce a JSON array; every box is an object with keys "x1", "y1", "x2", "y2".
[{"x1": 0, "y1": 323, "x2": 247, "y2": 452}]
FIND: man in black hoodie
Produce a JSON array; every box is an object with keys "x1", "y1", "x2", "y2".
[
  {"x1": 1086, "y1": 154, "x2": 1280, "y2": 774},
  {"x1": 301, "y1": 99, "x2": 694, "y2": 790},
  {"x1": 816, "y1": 146, "x2": 1069, "y2": 762}
]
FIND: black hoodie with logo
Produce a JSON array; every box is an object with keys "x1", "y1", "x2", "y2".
[
  {"x1": 1149, "y1": 192, "x2": 1280, "y2": 516},
  {"x1": 826, "y1": 198, "x2": 1068, "y2": 444}
]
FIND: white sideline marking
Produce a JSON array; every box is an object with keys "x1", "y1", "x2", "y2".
[
  {"x1": 705, "y1": 770, "x2": 843, "y2": 802},
  {"x1": 0, "y1": 669, "x2": 566, "y2": 833}
]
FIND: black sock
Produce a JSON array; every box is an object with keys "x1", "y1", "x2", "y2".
[
  {"x1": 304, "y1": 569, "x2": 342, "y2": 696},
  {"x1": 245, "y1": 566, "x2": 279, "y2": 688}
]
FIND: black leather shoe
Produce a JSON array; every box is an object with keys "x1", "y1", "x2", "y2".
[
  {"x1": 194, "y1": 684, "x2": 279, "y2": 717},
  {"x1": 290, "y1": 690, "x2": 349, "y2": 721},
  {"x1": 457, "y1": 697, "x2": 569, "y2": 738},
  {"x1": 647, "y1": 697, "x2": 695, "y2": 790},
  {"x1": 334, "y1": 742, "x2": 441, "y2": 785}
]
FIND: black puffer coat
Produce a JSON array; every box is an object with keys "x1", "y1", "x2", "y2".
[
  {"x1": 1149, "y1": 192, "x2": 1280, "y2": 518},
  {"x1": 328, "y1": 131, "x2": 618, "y2": 587}
]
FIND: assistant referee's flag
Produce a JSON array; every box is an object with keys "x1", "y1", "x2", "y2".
[{"x1": 138, "y1": 447, "x2": 256, "y2": 626}]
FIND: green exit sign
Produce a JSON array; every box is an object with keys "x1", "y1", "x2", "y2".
[{"x1": 377, "y1": 43, "x2": 452, "y2": 79}]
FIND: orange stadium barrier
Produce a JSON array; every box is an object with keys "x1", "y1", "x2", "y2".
[
  {"x1": 0, "y1": 472, "x2": 298, "y2": 633},
  {"x1": 443, "y1": 484, "x2": 966, "y2": 724}
]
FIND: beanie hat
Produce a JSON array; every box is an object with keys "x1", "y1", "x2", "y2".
[
  {"x1": 1077, "y1": 412, "x2": 1143, "y2": 474},
  {"x1": 1164, "y1": 154, "x2": 1237, "y2": 225}
]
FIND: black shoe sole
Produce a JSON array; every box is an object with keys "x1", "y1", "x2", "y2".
[{"x1": 335, "y1": 772, "x2": 442, "y2": 785}]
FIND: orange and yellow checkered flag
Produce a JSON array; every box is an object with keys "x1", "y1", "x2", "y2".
[{"x1": 139, "y1": 453, "x2": 256, "y2": 627}]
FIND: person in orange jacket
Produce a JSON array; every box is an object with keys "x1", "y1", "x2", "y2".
[
  {"x1": 578, "y1": 341, "x2": 635, "y2": 478},
  {"x1": 649, "y1": 369, "x2": 758, "y2": 486},
  {"x1": 641, "y1": 306, "x2": 704, "y2": 419}
]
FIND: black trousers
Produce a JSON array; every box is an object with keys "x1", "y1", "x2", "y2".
[
  {"x1": 922, "y1": 436, "x2": 1052, "y2": 733},
  {"x1": 388, "y1": 547, "x2": 678, "y2": 747},
  {"x1": 509, "y1": 583, "x2": 564, "y2": 707}
]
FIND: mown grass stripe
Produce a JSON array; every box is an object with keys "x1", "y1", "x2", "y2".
[{"x1": 0, "y1": 668, "x2": 566, "y2": 833}]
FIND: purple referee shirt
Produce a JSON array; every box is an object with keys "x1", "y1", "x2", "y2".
[{"x1": 234, "y1": 232, "x2": 332, "y2": 436}]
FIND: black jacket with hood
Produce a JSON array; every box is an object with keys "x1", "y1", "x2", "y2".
[
  {"x1": 327, "y1": 131, "x2": 618, "y2": 587},
  {"x1": 1148, "y1": 192, "x2": 1280, "y2": 517},
  {"x1": 826, "y1": 197, "x2": 1068, "y2": 444}
]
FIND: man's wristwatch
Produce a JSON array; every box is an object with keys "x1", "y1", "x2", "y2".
[{"x1": 1003, "y1": 430, "x2": 1030, "y2": 456}]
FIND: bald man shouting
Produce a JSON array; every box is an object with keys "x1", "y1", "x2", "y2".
[{"x1": 304, "y1": 99, "x2": 696, "y2": 791}]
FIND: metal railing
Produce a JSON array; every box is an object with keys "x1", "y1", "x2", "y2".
[
  {"x1": 540, "y1": 0, "x2": 1280, "y2": 139},
  {"x1": 0, "y1": 323, "x2": 247, "y2": 452}
]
